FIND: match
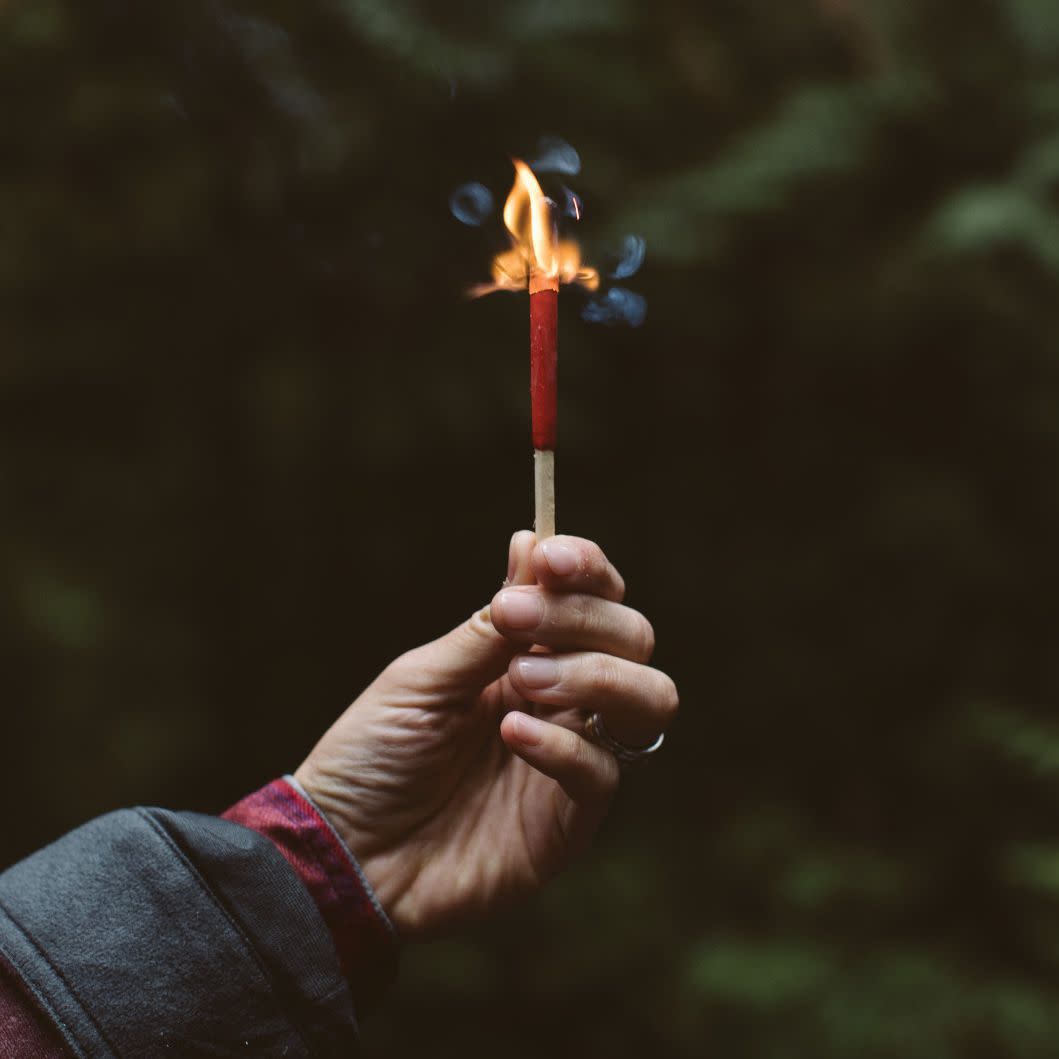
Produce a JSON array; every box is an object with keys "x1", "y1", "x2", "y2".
[
  {"x1": 530, "y1": 266, "x2": 559, "y2": 539},
  {"x1": 468, "y1": 158, "x2": 599, "y2": 540}
]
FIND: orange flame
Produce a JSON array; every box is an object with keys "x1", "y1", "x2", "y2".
[{"x1": 470, "y1": 159, "x2": 599, "y2": 297}]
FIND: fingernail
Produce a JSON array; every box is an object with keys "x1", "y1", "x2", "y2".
[
  {"x1": 540, "y1": 539, "x2": 578, "y2": 577},
  {"x1": 496, "y1": 589, "x2": 543, "y2": 630},
  {"x1": 516, "y1": 656, "x2": 560, "y2": 689},
  {"x1": 513, "y1": 712, "x2": 544, "y2": 746}
]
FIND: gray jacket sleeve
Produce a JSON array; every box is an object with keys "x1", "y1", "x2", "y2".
[{"x1": 0, "y1": 808, "x2": 359, "y2": 1058}]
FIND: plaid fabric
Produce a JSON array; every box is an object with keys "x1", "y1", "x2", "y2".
[{"x1": 222, "y1": 777, "x2": 398, "y2": 1015}]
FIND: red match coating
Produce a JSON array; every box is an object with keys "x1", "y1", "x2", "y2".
[{"x1": 530, "y1": 287, "x2": 558, "y2": 450}]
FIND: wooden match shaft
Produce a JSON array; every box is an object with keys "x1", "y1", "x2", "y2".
[
  {"x1": 534, "y1": 449, "x2": 555, "y2": 540},
  {"x1": 530, "y1": 270, "x2": 558, "y2": 538}
]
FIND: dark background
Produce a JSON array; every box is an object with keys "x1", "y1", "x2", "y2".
[{"x1": 5, "y1": 0, "x2": 1059, "y2": 1055}]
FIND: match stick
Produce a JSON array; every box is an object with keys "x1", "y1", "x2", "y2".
[
  {"x1": 534, "y1": 450, "x2": 555, "y2": 540},
  {"x1": 530, "y1": 268, "x2": 559, "y2": 539}
]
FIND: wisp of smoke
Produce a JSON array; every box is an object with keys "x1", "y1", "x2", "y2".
[
  {"x1": 449, "y1": 182, "x2": 495, "y2": 227},
  {"x1": 530, "y1": 135, "x2": 581, "y2": 176},
  {"x1": 610, "y1": 234, "x2": 646, "y2": 279},
  {"x1": 581, "y1": 287, "x2": 647, "y2": 328}
]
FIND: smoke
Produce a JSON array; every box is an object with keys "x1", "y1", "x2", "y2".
[
  {"x1": 449, "y1": 182, "x2": 494, "y2": 226},
  {"x1": 530, "y1": 135, "x2": 581, "y2": 176},
  {"x1": 584, "y1": 236, "x2": 647, "y2": 327},
  {"x1": 610, "y1": 234, "x2": 646, "y2": 279},
  {"x1": 581, "y1": 287, "x2": 647, "y2": 328}
]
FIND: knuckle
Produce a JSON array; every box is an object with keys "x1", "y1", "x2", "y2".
[
  {"x1": 583, "y1": 540, "x2": 607, "y2": 578},
  {"x1": 591, "y1": 654, "x2": 625, "y2": 698},
  {"x1": 633, "y1": 611, "x2": 656, "y2": 660},
  {"x1": 590, "y1": 600, "x2": 614, "y2": 641},
  {"x1": 562, "y1": 593, "x2": 593, "y2": 634},
  {"x1": 585, "y1": 544, "x2": 626, "y2": 602},
  {"x1": 452, "y1": 610, "x2": 502, "y2": 661},
  {"x1": 469, "y1": 606, "x2": 498, "y2": 642}
]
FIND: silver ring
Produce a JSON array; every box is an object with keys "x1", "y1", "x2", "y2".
[{"x1": 584, "y1": 712, "x2": 665, "y2": 764}]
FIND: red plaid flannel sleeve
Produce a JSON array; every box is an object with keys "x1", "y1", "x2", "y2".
[{"x1": 222, "y1": 776, "x2": 398, "y2": 1014}]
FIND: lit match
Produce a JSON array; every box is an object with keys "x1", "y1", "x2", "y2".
[
  {"x1": 530, "y1": 264, "x2": 559, "y2": 538},
  {"x1": 471, "y1": 159, "x2": 599, "y2": 539}
]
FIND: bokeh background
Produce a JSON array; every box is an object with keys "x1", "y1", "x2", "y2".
[{"x1": 5, "y1": 0, "x2": 1059, "y2": 1055}]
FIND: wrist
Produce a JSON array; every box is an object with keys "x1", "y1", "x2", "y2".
[{"x1": 292, "y1": 761, "x2": 412, "y2": 929}]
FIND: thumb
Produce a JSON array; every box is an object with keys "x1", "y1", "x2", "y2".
[{"x1": 382, "y1": 531, "x2": 537, "y2": 699}]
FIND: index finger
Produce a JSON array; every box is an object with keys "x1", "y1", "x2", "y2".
[{"x1": 532, "y1": 536, "x2": 626, "y2": 602}]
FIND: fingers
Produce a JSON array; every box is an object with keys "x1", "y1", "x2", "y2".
[
  {"x1": 507, "y1": 651, "x2": 678, "y2": 748},
  {"x1": 490, "y1": 587, "x2": 655, "y2": 663},
  {"x1": 500, "y1": 711, "x2": 620, "y2": 807},
  {"x1": 532, "y1": 536, "x2": 625, "y2": 602}
]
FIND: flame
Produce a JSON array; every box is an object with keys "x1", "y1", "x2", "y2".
[{"x1": 470, "y1": 159, "x2": 599, "y2": 297}]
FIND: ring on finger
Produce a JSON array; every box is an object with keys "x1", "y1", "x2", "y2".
[{"x1": 584, "y1": 711, "x2": 665, "y2": 764}]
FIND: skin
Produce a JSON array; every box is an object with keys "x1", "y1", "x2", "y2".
[{"x1": 295, "y1": 531, "x2": 679, "y2": 939}]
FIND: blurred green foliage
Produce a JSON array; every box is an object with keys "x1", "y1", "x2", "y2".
[{"x1": 4, "y1": 0, "x2": 1059, "y2": 1055}]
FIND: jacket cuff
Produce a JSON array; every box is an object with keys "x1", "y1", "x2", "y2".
[
  {"x1": 0, "y1": 808, "x2": 359, "y2": 1056},
  {"x1": 223, "y1": 777, "x2": 398, "y2": 1014}
]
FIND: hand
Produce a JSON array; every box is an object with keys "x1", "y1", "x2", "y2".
[{"x1": 294, "y1": 532, "x2": 678, "y2": 939}]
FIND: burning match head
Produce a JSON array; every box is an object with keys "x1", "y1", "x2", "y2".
[
  {"x1": 470, "y1": 159, "x2": 599, "y2": 298},
  {"x1": 529, "y1": 269, "x2": 560, "y2": 296}
]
